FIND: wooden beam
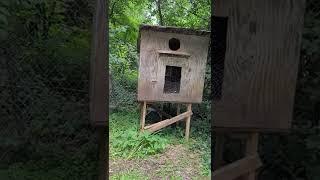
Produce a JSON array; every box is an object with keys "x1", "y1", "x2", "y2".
[
  {"x1": 244, "y1": 133, "x2": 259, "y2": 180},
  {"x1": 90, "y1": 0, "x2": 108, "y2": 126},
  {"x1": 140, "y1": 101, "x2": 147, "y2": 131},
  {"x1": 212, "y1": 154, "x2": 262, "y2": 180},
  {"x1": 236, "y1": 133, "x2": 260, "y2": 180},
  {"x1": 213, "y1": 133, "x2": 226, "y2": 170},
  {"x1": 144, "y1": 110, "x2": 192, "y2": 133},
  {"x1": 185, "y1": 104, "x2": 192, "y2": 140},
  {"x1": 176, "y1": 104, "x2": 181, "y2": 126}
]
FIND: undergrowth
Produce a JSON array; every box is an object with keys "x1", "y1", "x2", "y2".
[
  {"x1": 110, "y1": 111, "x2": 168, "y2": 159},
  {"x1": 109, "y1": 108, "x2": 211, "y2": 176}
]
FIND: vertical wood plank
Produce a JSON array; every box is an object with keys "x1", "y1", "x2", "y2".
[
  {"x1": 91, "y1": 0, "x2": 108, "y2": 180},
  {"x1": 177, "y1": 104, "x2": 181, "y2": 115},
  {"x1": 97, "y1": 126, "x2": 107, "y2": 180},
  {"x1": 238, "y1": 132, "x2": 259, "y2": 180},
  {"x1": 160, "y1": 103, "x2": 164, "y2": 120},
  {"x1": 246, "y1": 133, "x2": 259, "y2": 180},
  {"x1": 213, "y1": 0, "x2": 306, "y2": 131},
  {"x1": 213, "y1": 133, "x2": 225, "y2": 171},
  {"x1": 185, "y1": 104, "x2": 192, "y2": 140},
  {"x1": 176, "y1": 103, "x2": 181, "y2": 126},
  {"x1": 140, "y1": 101, "x2": 147, "y2": 131},
  {"x1": 90, "y1": 0, "x2": 108, "y2": 126}
]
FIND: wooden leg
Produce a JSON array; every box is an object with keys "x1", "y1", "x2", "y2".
[
  {"x1": 176, "y1": 104, "x2": 181, "y2": 126},
  {"x1": 238, "y1": 132, "x2": 259, "y2": 180},
  {"x1": 140, "y1": 101, "x2": 147, "y2": 131},
  {"x1": 185, "y1": 104, "x2": 192, "y2": 140},
  {"x1": 160, "y1": 103, "x2": 164, "y2": 120},
  {"x1": 246, "y1": 133, "x2": 259, "y2": 180},
  {"x1": 213, "y1": 133, "x2": 225, "y2": 171}
]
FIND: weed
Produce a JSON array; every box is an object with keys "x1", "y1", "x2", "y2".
[
  {"x1": 110, "y1": 170, "x2": 148, "y2": 180},
  {"x1": 110, "y1": 111, "x2": 168, "y2": 159}
]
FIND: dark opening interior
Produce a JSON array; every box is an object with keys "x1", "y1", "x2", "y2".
[
  {"x1": 164, "y1": 66, "x2": 181, "y2": 94},
  {"x1": 169, "y1": 38, "x2": 180, "y2": 51}
]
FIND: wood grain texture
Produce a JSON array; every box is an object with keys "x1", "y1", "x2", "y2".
[
  {"x1": 89, "y1": 0, "x2": 108, "y2": 126},
  {"x1": 237, "y1": 133, "x2": 259, "y2": 180},
  {"x1": 137, "y1": 29, "x2": 210, "y2": 103},
  {"x1": 212, "y1": 154, "x2": 262, "y2": 180},
  {"x1": 212, "y1": 0, "x2": 306, "y2": 131},
  {"x1": 144, "y1": 110, "x2": 192, "y2": 133},
  {"x1": 213, "y1": 133, "x2": 226, "y2": 171},
  {"x1": 140, "y1": 101, "x2": 147, "y2": 131},
  {"x1": 185, "y1": 104, "x2": 192, "y2": 140}
]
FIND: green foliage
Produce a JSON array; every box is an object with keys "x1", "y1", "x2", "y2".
[
  {"x1": 110, "y1": 170, "x2": 148, "y2": 180},
  {"x1": 109, "y1": 0, "x2": 211, "y2": 112},
  {"x1": 0, "y1": 156, "x2": 97, "y2": 180},
  {"x1": 0, "y1": 0, "x2": 97, "y2": 179},
  {"x1": 110, "y1": 111, "x2": 168, "y2": 159},
  {"x1": 151, "y1": 0, "x2": 210, "y2": 29},
  {"x1": 113, "y1": 130, "x2": 168, "y2": 159}
]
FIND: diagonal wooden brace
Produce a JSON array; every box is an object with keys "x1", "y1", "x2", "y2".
[
  {"x1": 212, "y1": 154, "x2": 262, "y2": 180},
  {"x1": 144, "y1": 110, "x2": 192, "y2": 133}
]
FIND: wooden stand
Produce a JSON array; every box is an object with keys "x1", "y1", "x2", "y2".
[
  {"x1": 139, "y1": 101, "x2": 192, "y2": 140},
  {"x1": 212, "y1": 132, "x2": 262, "y2": 180}
]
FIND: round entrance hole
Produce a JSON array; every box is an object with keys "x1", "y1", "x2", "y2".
[{"x1": 169, "y1": 38, "x2": 180, "y2": 51}]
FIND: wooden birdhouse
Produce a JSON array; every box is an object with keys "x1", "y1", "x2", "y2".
[
  {"x1": 212, "y1": 0, "x2": 306, "y2": 132},
  {"x1": 137, "y1": 25, "x2": 210, "y2": 139}
]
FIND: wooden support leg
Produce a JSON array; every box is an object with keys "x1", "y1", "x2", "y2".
[
  {"x1": 185, "y1": 104, "x2": 192, "y2": 140},
  {"x1": 160, "y1": 103, "x2": 164, "y2": 120},
  {"x1": 245, "y1": 133, "x2": 259, "y2": 180},
  {"x1": 176, "y1": 104, "x2": 181, "y2": 126},
  {"x1": 140, "y1": 101, "x2": 147, "y2": 131},
  {"x1": 238, "y1": 133, "x2": 259, "y2": 180},
  {"x1": 213, "y1": 133, "x2": 225, "y2": 171}
]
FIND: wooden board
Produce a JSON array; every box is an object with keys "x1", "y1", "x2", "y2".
[
  {"x1": 137, "y1": 28, "x2": 210, "y2": 103},
  {"x1": 212, "y1": 154, "x2": 262, "y2": 180},
  {"x1": 212, "y1": 0, "x2": 306, "y2": 131},
  {"x1": 144, "y1": 110, "x2": 192, "y2": 133},
  {"x1": 89, "y1": 0, "x2": 108, "y2": 126}
]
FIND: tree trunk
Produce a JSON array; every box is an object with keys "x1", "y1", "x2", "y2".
[{"x1": 157, "y1": 0, "x2": 164, "y2": 26}]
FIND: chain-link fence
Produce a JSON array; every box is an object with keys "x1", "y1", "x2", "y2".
[{"x1": 0, "y1": 0, "x2": 99, "y2": 179}]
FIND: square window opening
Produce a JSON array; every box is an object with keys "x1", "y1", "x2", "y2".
[{"x1": 164, "y1": 66, "x2": 182, "y2": 94}]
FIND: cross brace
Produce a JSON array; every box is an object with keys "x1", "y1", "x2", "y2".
[{"x1": 139, "y1": 101, "x2": 192, "y2": 140}]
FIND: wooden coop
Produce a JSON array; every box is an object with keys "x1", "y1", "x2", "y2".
[
  {"x1": 211, "y1": 0, "x2": 306, "y2": 179},
  {"x1": 137, "y1": 25, "x2": 210, "y2": 139}
]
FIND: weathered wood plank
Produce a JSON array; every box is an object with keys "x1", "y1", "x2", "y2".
[
  {"x1": 237, "y1": 133, "x2": 259, "y2": 180},
  {"x1": 212, "y1": 0, "x2": 306, "y2": 131},
  {"x1": 212, "y1": 154, "x2": 262, "y2": 180},
  {"x1": 137, "y1": 29, "x2": 210, "y2": 103},
  {"x1": 144, "y1": 110, "x2": 192, "y2": 133},
  {"x1": 185, "y1": 104, "x2": 192, "y2": 140},
  {"x1": 213, "y1": 133, "x2": 226, "y2": 171},
  {"x1": 140, "y1": 101, "x2": 147, "y2": 131},
  {"x1": 89, "y1": 0, "x2": 108, "y2": 126}
]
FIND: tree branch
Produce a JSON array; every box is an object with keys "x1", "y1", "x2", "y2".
[{"x1": 156, "y1": 0, "x2": 164, "y2": 26}]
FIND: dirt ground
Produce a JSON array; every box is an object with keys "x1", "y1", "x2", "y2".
[{"x1": 109, "y1": 144, "x2": 209, "y2": 179}]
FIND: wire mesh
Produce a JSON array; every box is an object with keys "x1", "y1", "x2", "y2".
[{"x1": 0, "y1": 1, "x2": 99, "y2": 178}]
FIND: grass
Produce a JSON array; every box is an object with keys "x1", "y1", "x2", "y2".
[
  {"x1": 110, "y1": 170, "x2": 147, "y2": 180},
  {"x1": 109, "y1": 107, "x2": 211, "y2": 179}
]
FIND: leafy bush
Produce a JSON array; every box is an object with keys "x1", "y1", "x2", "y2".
[
  {"x1": 112, "y1": 130, "x2": 168, "y2": 159},
  {"x1": 109, "y1": 111, "x2": 168, "y2": 159}
]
